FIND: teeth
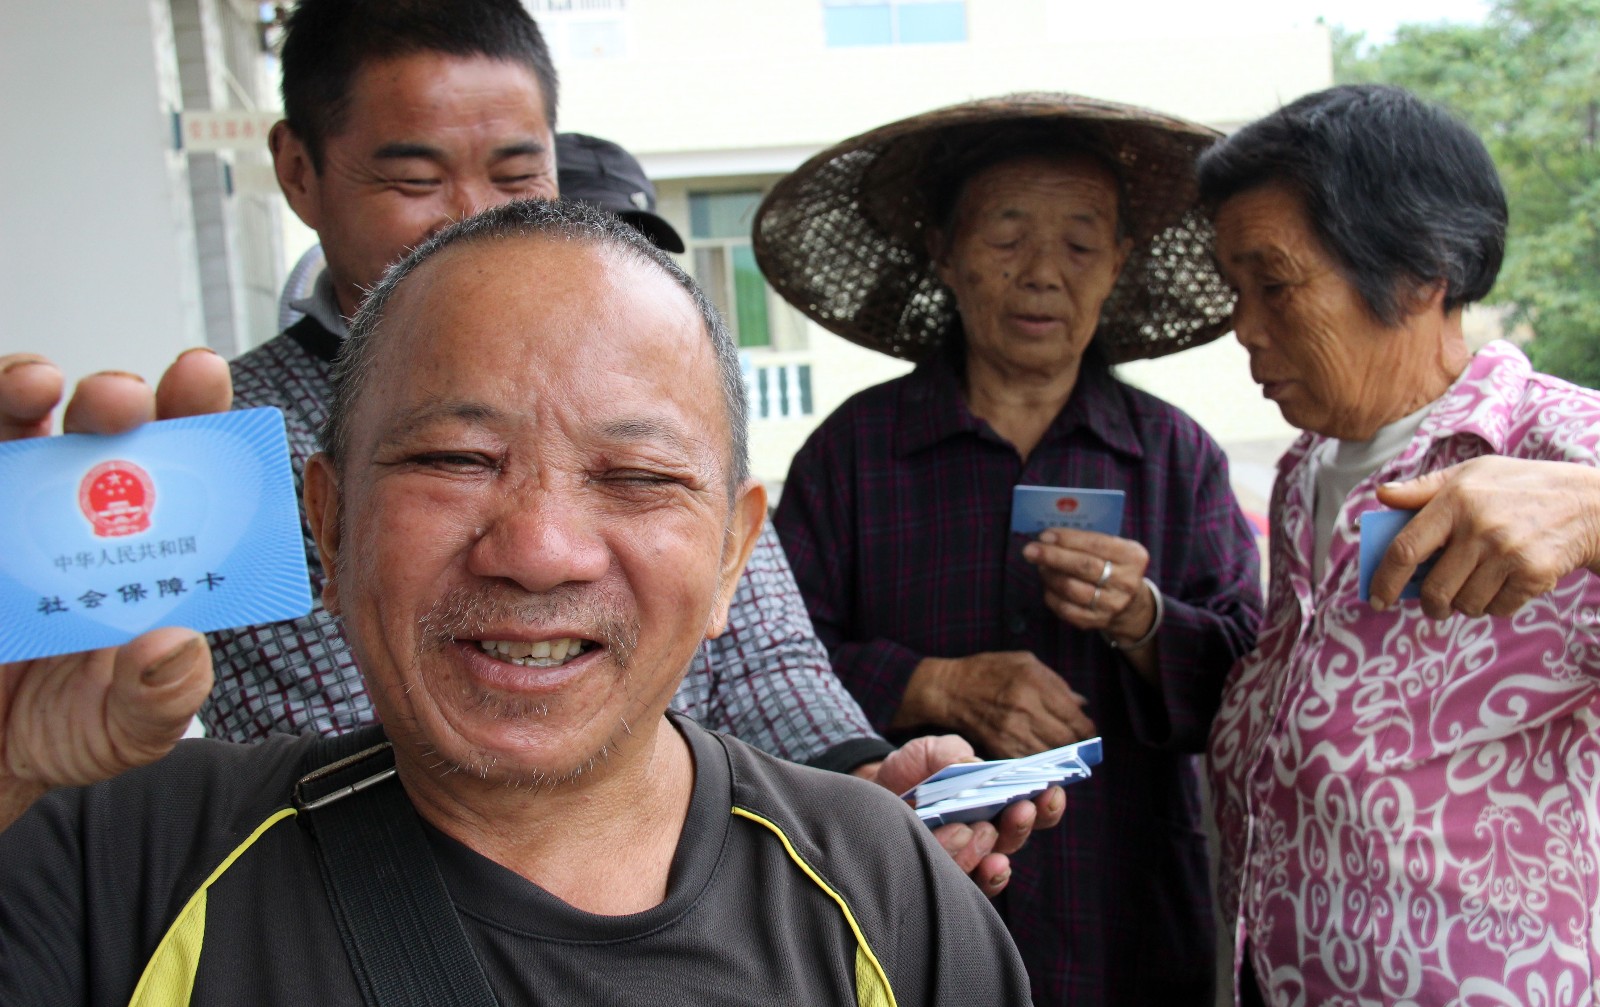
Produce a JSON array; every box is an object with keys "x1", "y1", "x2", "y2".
[{"x1": 475, "y1": 637, "x2": 589, "y2": 667}]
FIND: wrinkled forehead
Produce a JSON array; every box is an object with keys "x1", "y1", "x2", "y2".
[
  {"x1": 952, "y1": 151, "x2": 1123, "y2": 224},
  {"x1": 346, "y1": 237, "x2": 723, "y2": 457}
]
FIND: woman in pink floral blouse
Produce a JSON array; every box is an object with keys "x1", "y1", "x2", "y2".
[{"x1": 1202, "y1": 83, "x2": 1600, "y2": 1006}]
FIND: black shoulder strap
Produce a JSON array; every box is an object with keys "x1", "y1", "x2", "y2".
[{"x1": 294, "y1": 735, "x2": 500, "y2": 1007}]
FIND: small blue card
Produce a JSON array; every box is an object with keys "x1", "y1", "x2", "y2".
[
  {"x1": 1010, "y1": 485, "x2": 1125, "y2": 537},
  {"x1": 1357, "y1": 508, "x2": 1436, "y2": 601},
  {"x1": 0, "y1": 408, "x2": 312, "y2": 662}
]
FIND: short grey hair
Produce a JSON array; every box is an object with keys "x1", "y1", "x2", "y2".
[{"x1": 320, "y1": 198, "x2": 750, "y2": 491}]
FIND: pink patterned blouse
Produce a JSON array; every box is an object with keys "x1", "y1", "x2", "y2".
[{"x1": 1210, "y1": 341, "x2": 1600, "y2": 1005}]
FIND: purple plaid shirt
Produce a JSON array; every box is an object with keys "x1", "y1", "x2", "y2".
[
  {"x1": 203, "y1": 318, "x2": 886, "y2": 771},
  {"x1": 774, "y1": 354, "x2": 1262, "y2": 1005}
]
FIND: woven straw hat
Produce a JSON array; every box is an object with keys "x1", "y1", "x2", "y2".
[{"x1": 753, "y1": 93, "x2": 1236, "y2": 364}]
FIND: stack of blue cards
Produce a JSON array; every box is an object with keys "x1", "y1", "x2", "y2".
[
  {"x1": 1010, "y1": 486, "x2": 1125, "y2": 536},
  {"x1": 0, "y1": 408, "x2": 312, "y2": 663},
  {"x1": 902, "y1": 737, "x2": 1103, "y2": 828}
]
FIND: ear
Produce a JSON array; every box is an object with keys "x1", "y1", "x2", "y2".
[
  {"x1": 1409, "y1": 279, "x2": 1449, "y2": 318},
  {"x1": 271, "y1": 120, "x2": 324, "y2": 232},
  {"x1": 303, "y1": 451, "x2": 345, "y2": 615},
  {"x1": 705, "y1": 480, "x2": 768, "y2": 639}
]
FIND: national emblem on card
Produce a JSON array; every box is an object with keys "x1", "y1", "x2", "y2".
[{"x1": 78, "y1": 460, "x2": 155, "y2": 537}]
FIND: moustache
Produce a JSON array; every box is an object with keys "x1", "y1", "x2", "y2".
[{"x1": 416, "y1": 584, "x2": 640, "y2": 668}]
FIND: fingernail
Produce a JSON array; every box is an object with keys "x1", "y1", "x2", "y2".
[
  {"x1": 142, "y1": 638, "x2": 201, "y2": 686},
  {"x1": 988, "y1": 869, "x2": 1010, "y2": 889},
  {"x1": 177, "y1": 346, "x2": 220, "y2": 360},
  {"x1": 949, "y1": 825, "x2": 973, "y2": 846},
  {"x1": 1, "y1": 356, "x2": 56, "y2": 376},
  {"x1": 1039, "y1": 531, "x2": 1056, "y2": 545},
  {"x1": 90, "y1": 370, "x2": 148, "y2": 383},
  {"x1": 1370, "y1": 598, "x2": 1386, "y2": 612},
  {"x1": 1022, "y1": 544, "x2": 1038, "y2": 560}
]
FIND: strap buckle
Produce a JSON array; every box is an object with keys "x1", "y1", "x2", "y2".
[{"x1": 294, "y1": 741, "x2": 398, "y2": 812}]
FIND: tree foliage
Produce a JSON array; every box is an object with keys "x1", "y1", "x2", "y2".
[{"x1": 1335, "y1": 1, "x2": 1600, "y2": 387}]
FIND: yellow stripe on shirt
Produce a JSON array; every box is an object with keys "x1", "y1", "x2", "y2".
[
  {"x1": 731, "y1": 805, "x2": 897, "y2": 1007},
  {"x1": 126, "y1": 807, "x2": 299, "y2": 1007}
]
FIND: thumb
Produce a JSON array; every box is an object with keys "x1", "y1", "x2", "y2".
[
  {"x1": 106, "y1": 630, "x2": 213, "y2": 768},
  {"x1": 1376, "y1": 468, "x2": 1449, "y2": 510}
]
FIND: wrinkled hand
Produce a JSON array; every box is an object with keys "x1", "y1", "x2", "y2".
[
  {"x1": 1372, "y1": 457, "x2": 1600, "y2": 619},
  {"x1": 0, "y1": 350, "x2": 230, "y2": 828},
  {"x1": 895, "y1": 651, "x2": 1096, "y2": 760},
  {"x1": 1023, "y1": 529, "x2": 1156, "y2": 644},
  {"x1": 867, "y1": 734, "x2": 1067, "y2": 897}
]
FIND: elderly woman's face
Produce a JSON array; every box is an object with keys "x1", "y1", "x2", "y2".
[
  {"x1": 934, "y1": 155, "x2": 1131, "y2": 380},
  {"x1": 1214, "y1": 183, "x2": 1446, "y2": 441}
]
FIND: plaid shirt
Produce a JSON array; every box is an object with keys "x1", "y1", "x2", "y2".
[
  {"x1": 204, "y1": 315, "x2": 885, "y2": 770},
  {"x1": 774, "y1": 354, "x2": 1262, "y2": 1005}
]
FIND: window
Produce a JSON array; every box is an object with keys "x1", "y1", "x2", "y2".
[
  {"x1": 688, "y1": 191, "x2": 771, "y2": 349},
  {"x1": 823, "y1": 0, "x2": 966, "y2": 47},
  {"x1": 525, "y1": 0, "x2": 628, "y2": 60},
  {"x1": 742, "y1": 357, "x2": 815, "y2": 420}
]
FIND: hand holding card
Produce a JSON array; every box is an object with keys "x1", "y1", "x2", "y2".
[
  {"x1": 902, "y1": 737, "x2": 1102, "y2": 828},
  {"x1": 1010, "y1": 486, "x2": 1125, "y2": 537},
  {"x1": 0, "y1": 409, "x2": 311, "y2": 661},
  {"x1": 0, "y1": 352, "x2": 233, "y2": 828},
  {"x1": 1358, "y1": 509, "x2": 1437, "y2": 602}
]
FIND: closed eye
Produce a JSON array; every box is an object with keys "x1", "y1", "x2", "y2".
[
  {"x1": 388, "y1": 177, "x2": 442, "y2": 192},
  {"x1": 602, "y1": 469, "x2": 688, "y2": 486},
  {"x1": 401, "y1": 452, "x2": 499, "y2": 474}
]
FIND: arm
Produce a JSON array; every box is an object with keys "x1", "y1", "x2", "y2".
[
  {"x1": 773, "y1": 431, "x2": 1093, "y2": 752},
  {"x1": 1371, "y1": 457, "x2": 1600, "y2": 618},
  {"x1": 1027, "y1": 446, "x2": 1262, "y2": 751},
  {"x1": 1122, "y1": 448, "x2": 1263, "y2": 750},
  {"x1": 0, "y1": 351, "x2": 229, "y2": 829}
]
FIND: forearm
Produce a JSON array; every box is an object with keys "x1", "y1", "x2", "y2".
[
  {"x1": 1121, "y1": 593, "x2": 1256, "y2": 750},
  {"x1": 829, "y1": 639, "x2": 928, "y2": 731},
  {"x1": 1103, "y1": 578, "x2": 1162, "y2": 687},
  {"x1": 892, "y1": 657, "x2": 950, "y2": 730}
]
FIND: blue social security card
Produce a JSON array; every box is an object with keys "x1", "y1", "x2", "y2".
[
  {"x1": 0, "y1": 407, "x2": 312, "y2": 662},
  {"x1": 1010, "y1": 485, "x2": 1125, "y2": 537},
  {"x1": 1357, "y1": 508, "x2": 1436, "y2": 602}
]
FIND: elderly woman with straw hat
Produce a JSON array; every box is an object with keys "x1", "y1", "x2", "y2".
[{"x1": 762, "y1": 94, "x2": 1263, "y2": 1005}]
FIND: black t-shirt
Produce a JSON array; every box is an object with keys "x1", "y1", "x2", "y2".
[{"x1": 0, "y1": 714, "x2": 1029, "y2": 1005}]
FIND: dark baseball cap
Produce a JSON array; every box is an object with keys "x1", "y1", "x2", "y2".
[{"x1": 557, "y1": 132, "x2": 686, "y2": 253}]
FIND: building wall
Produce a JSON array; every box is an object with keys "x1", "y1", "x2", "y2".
[
  {"x1": 173, "y1": 0, "x2": 284, "y2": 359},
  {"x1": 0, "y1": 0, "x2": 204, "y2": 393},
  {"x1": 550, "y1": 1, "x2": 1333, "y2": 152}
]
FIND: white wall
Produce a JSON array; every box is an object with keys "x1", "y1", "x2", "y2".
[
  {"x1": 552, "y1": 0, "x2": 1332, "y2": 156},
  {"x1": 0, "y1": 0, "x2": 204, "y2": 396}
]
